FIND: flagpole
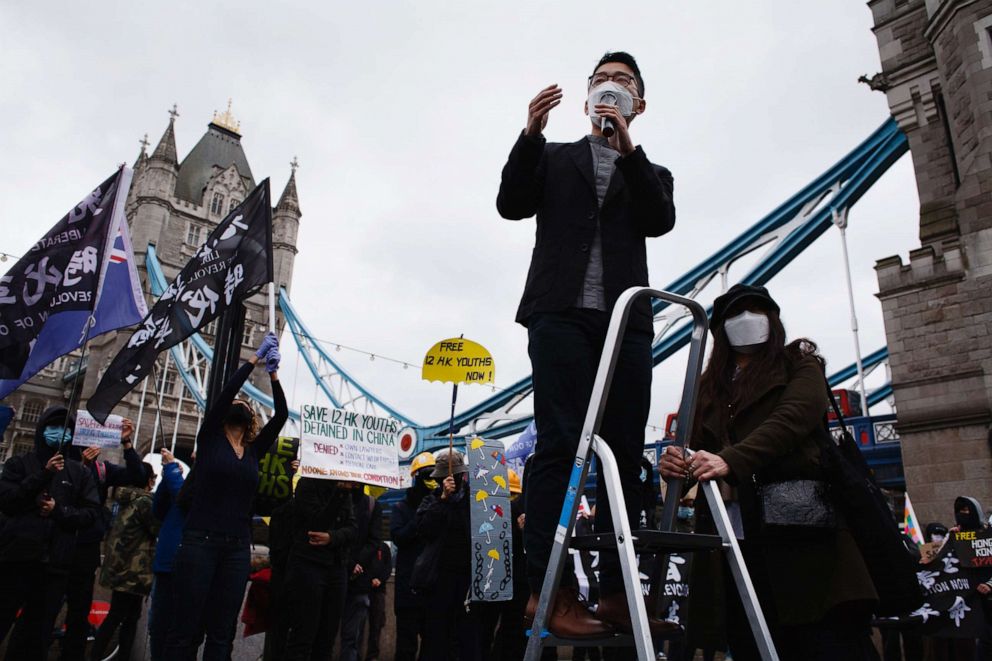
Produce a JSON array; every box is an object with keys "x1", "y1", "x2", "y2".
[
  {"x1": 59, "y1": 337, "x2": 93, "y2": 453},
  {"x1": 268, "y1": 283, "x2": 276, "y2": 334},
  {"x1": 134, "y1": 369, "x2": 150, "y2": 441},
  {"x1": 171, "y1": 369, "x2": 186, "y2": 454},
  {"x1": 150, "y1": 353, "x2": 172, "y2": 452},
  {"x1": 448, "y1": 383, "x2": 458, "y2": 477},
  {"x1": 446, "y1": 332, "x2": 464, "y2": 477},
  {"x1": 149, "y1": 361, "x2": 173, "y2": 458}
]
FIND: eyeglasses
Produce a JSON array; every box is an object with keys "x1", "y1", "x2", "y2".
[{"x1": 588, "y1": 71, "x2": 638, "y2": 90}]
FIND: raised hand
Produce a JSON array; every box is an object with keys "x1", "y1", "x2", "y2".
[
  {"x1": 121, "y1": 418, "x2": 135, "y2": 445},
  {"x1": 255, "y1": 331, "x2": 279, "y2": 359},
  {"x1": 440, "y1": 475, "x2": 457, "y2": 501},
  {"x1": 161, "y1": 447, "x2": 175, "y2": 464},
  {"x1": 265, "y1": 347, "x2": 281, "y2": 375},
  {"x1": 526, "y1": 84, "x2": 562, "y2": 137},
  {"x1": 81, "y1": 447, "x2": 101, "y2": 465}
]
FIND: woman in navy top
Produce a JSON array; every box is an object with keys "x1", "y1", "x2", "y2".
[{"x1": 165, "y1": 332, "x2": 288, "y2": 660}]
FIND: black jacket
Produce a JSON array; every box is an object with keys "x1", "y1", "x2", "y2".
[
  {"x1": 0, "y1": 406, "x2": 100, "y2": 568},
  {"x1": 371, "y1": 540, "x2": 392, "y2": 590},
  {"x1": 415, "y1": 483, "x2": 471, "y2": 576},
  {"x1": 347, "y1": 493, "x2": 382, "y2": 595},
  {"x1": 497, "y1": 132, "x2": 675, "y2": 332},
  {"x1": 288, "y1": 478, "x2": 356, "y2": 568},
  {"x1": 391, "y1": 484, "x2": 430, "y2": 609}
]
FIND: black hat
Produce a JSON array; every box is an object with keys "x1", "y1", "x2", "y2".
[{"x1": 711, "y1": 284, "x2": 780, "y2": 330}]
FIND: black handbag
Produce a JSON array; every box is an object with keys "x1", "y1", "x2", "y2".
[
  {"x1": 814, "y1": 379, "x2": 924, "y2": 616},
  {"x1": 757, "y1": 478, "x2": 837, "y2": 535}
]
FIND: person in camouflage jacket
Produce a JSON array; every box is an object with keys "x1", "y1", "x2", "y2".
[{"x1": 89, "y1": 462, "x2": 158, "y2": 661}]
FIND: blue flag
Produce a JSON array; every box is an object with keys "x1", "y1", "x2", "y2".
[{"x1": 0, "y1": 168, "x2": 146, "y2": 399}]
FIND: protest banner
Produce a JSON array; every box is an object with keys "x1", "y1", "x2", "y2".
[
  {"x1": 255, "y1": 436, "x2": 299, "y2": 516},
  {"x1": 879, "y1": 538, "x2": 986, "y2": 637},
  {"x1": 657, "y1": 553, "x2": 692, "y2": 627},
  {"x1": 73, "y1": 410, "x2": 123, "y2": 448},
  {"x1": 299, "y1": 404, "x2": 401, "y2": 488},
  {"x1": 468, "y1": 437, "x2": 513, "y2": 602},
  {"x1": 952, "y1": 529, "x2": 992, "y2": 569}
]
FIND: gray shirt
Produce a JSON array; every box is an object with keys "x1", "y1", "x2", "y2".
[{"x1": 574, "y1": 134, "x2": 618, "y2": 311}]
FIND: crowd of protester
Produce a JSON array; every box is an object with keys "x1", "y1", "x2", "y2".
[{"x1": 1, "y1": 318, "x2": 992, "y2": 661}]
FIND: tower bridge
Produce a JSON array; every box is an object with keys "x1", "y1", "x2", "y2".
[{"x1": 139, "y1": 117, "x2": 907, "y2": 470}]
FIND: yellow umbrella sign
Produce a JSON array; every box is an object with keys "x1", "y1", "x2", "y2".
[
  {"x1": 422, "y1": 338, "x2": 495, "y2": 385},
  {"x1": 422, "y1": 336, "x2": 496, "y2": 474}
]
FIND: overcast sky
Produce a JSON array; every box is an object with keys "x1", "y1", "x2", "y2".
[{"x1": 1, "y1": 2, "x2": 920, "y2": 440}]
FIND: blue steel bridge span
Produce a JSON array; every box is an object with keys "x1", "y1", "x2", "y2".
[{"x1": 147, "y1": 118, "x2": 907, "y2": 459}]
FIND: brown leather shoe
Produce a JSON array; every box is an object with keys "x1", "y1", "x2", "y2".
[
  {"x1": 595, "y1": 592, "x2": 682, "y2": 636},
  {"x1": 524, "y1": 587, "x2": 614, "y2": 639}
]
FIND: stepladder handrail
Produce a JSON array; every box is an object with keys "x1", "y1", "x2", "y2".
[{"x1": 579, "y1": 287, "x2": 709, "y2": 530}]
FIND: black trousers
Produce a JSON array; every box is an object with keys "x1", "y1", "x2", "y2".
[
  {"x1": 525, "y1": 309, "x2": 652, "y2": 594},
  {"x1": 90, "y1": 590, "x2": 143, "y2": 661},
  {"x1": 365, "y1": 586, "x2": 386, "y2": 660},
  {"x1": 282, "y1": 557, "x2": 348, "y2": 661},
  {"x1": 421, "y1": 570, "x2": 480, "y2": 661},
  {"x1": 148, "y1": 573, "x2": 176, "y2": 661},
  {"x1": 263, "y1": 561, "x2": 287, "y2": 661},
  {"x1": 722, "y1": 551, "x2": 879, "y2": 661},
  {"x1": 60, "y1": 549, "x2": 100, "y2": 661},
  {"x1": 0, "y1": 562, "x2": 69, "y2": 661},
  {"x1": 394, "y1": 606, "x2": 426, "y2": 661},
  {"x1": 476, "y1": 589, "x2": 527, "y2": 661}
]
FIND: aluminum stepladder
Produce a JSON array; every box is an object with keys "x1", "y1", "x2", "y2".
[{"x1": 523, "y1": 286, "x2": 779, "y2": 661}]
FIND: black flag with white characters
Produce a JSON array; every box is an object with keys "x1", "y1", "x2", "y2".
[
  {"x1": 0, "y1": 168, "x2": 129, "y2": 380},
  {"x1": 87, "y1": 179, "x2": 272, "y2": 423}
]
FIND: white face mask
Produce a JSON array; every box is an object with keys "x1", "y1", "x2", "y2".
[
  {"x1": 587, "y1": 81, "x2": 634, "y2": 123},
  {"x1": 723, "y1": 311, "x2": 770, "y2": 348}
]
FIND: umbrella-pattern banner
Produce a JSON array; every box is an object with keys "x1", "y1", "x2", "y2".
[{"x1": 468, "y1": 436, "x2": 513, "y2": 602}]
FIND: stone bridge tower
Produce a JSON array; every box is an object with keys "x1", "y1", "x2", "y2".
[{"x1": 868, "y1": 0, "x2": 992, "y2": 523}]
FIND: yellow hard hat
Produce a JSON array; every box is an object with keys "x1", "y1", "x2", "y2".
[
  {"x1": 410, "y1": 451, "x2": 436, "y2": 476},
  {"x1": 508, "y1": 468, "x2": 522, "y2": 495}
]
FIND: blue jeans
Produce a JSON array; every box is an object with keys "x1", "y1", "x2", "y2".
[{"x1": 164, "y1": 529, "x2": 250, "y2": 661}]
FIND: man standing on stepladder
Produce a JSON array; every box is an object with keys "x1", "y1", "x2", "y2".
[{"x1": 496, "y1": 52, "x2": 678, "y2": 638}]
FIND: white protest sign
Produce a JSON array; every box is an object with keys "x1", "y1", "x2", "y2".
[
  {"x1": 74, "y1": 411, "x2": 123, "y2": 448},
  {"x1": 299, "y1": 404, "x2": 401, "y2": 488}
]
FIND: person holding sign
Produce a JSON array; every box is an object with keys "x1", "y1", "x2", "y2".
[
  {"x1": 280, "y1": 477, "x2": 356, "y2": 661},
  {"x1": 61, "y1": 416, "x2": 144, "y2": 661},
  {"x1": 165, "y1": 331, "x2": 288, "y2": 661},
  {"x1": 496, "y1": 51, "x2": 676, "y2": 637},
  {"x1": 414, "y1": 450, "x2": 481, "y2": 660},
  {"x1": 0, "y1": 406, "x2": 100, "y2": 661}
]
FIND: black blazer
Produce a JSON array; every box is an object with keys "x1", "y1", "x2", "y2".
[{"x1": 497, "y1": 132, "x2": 675, "y2": 332}]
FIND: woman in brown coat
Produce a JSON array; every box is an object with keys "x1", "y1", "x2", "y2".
[{"x1": 660, "y1": 284, "x2": 878, "y2": 661}]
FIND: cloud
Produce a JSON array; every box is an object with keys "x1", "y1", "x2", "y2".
[{"x1": 0, "y1": 2, "x2": 917, "y2": 435}]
